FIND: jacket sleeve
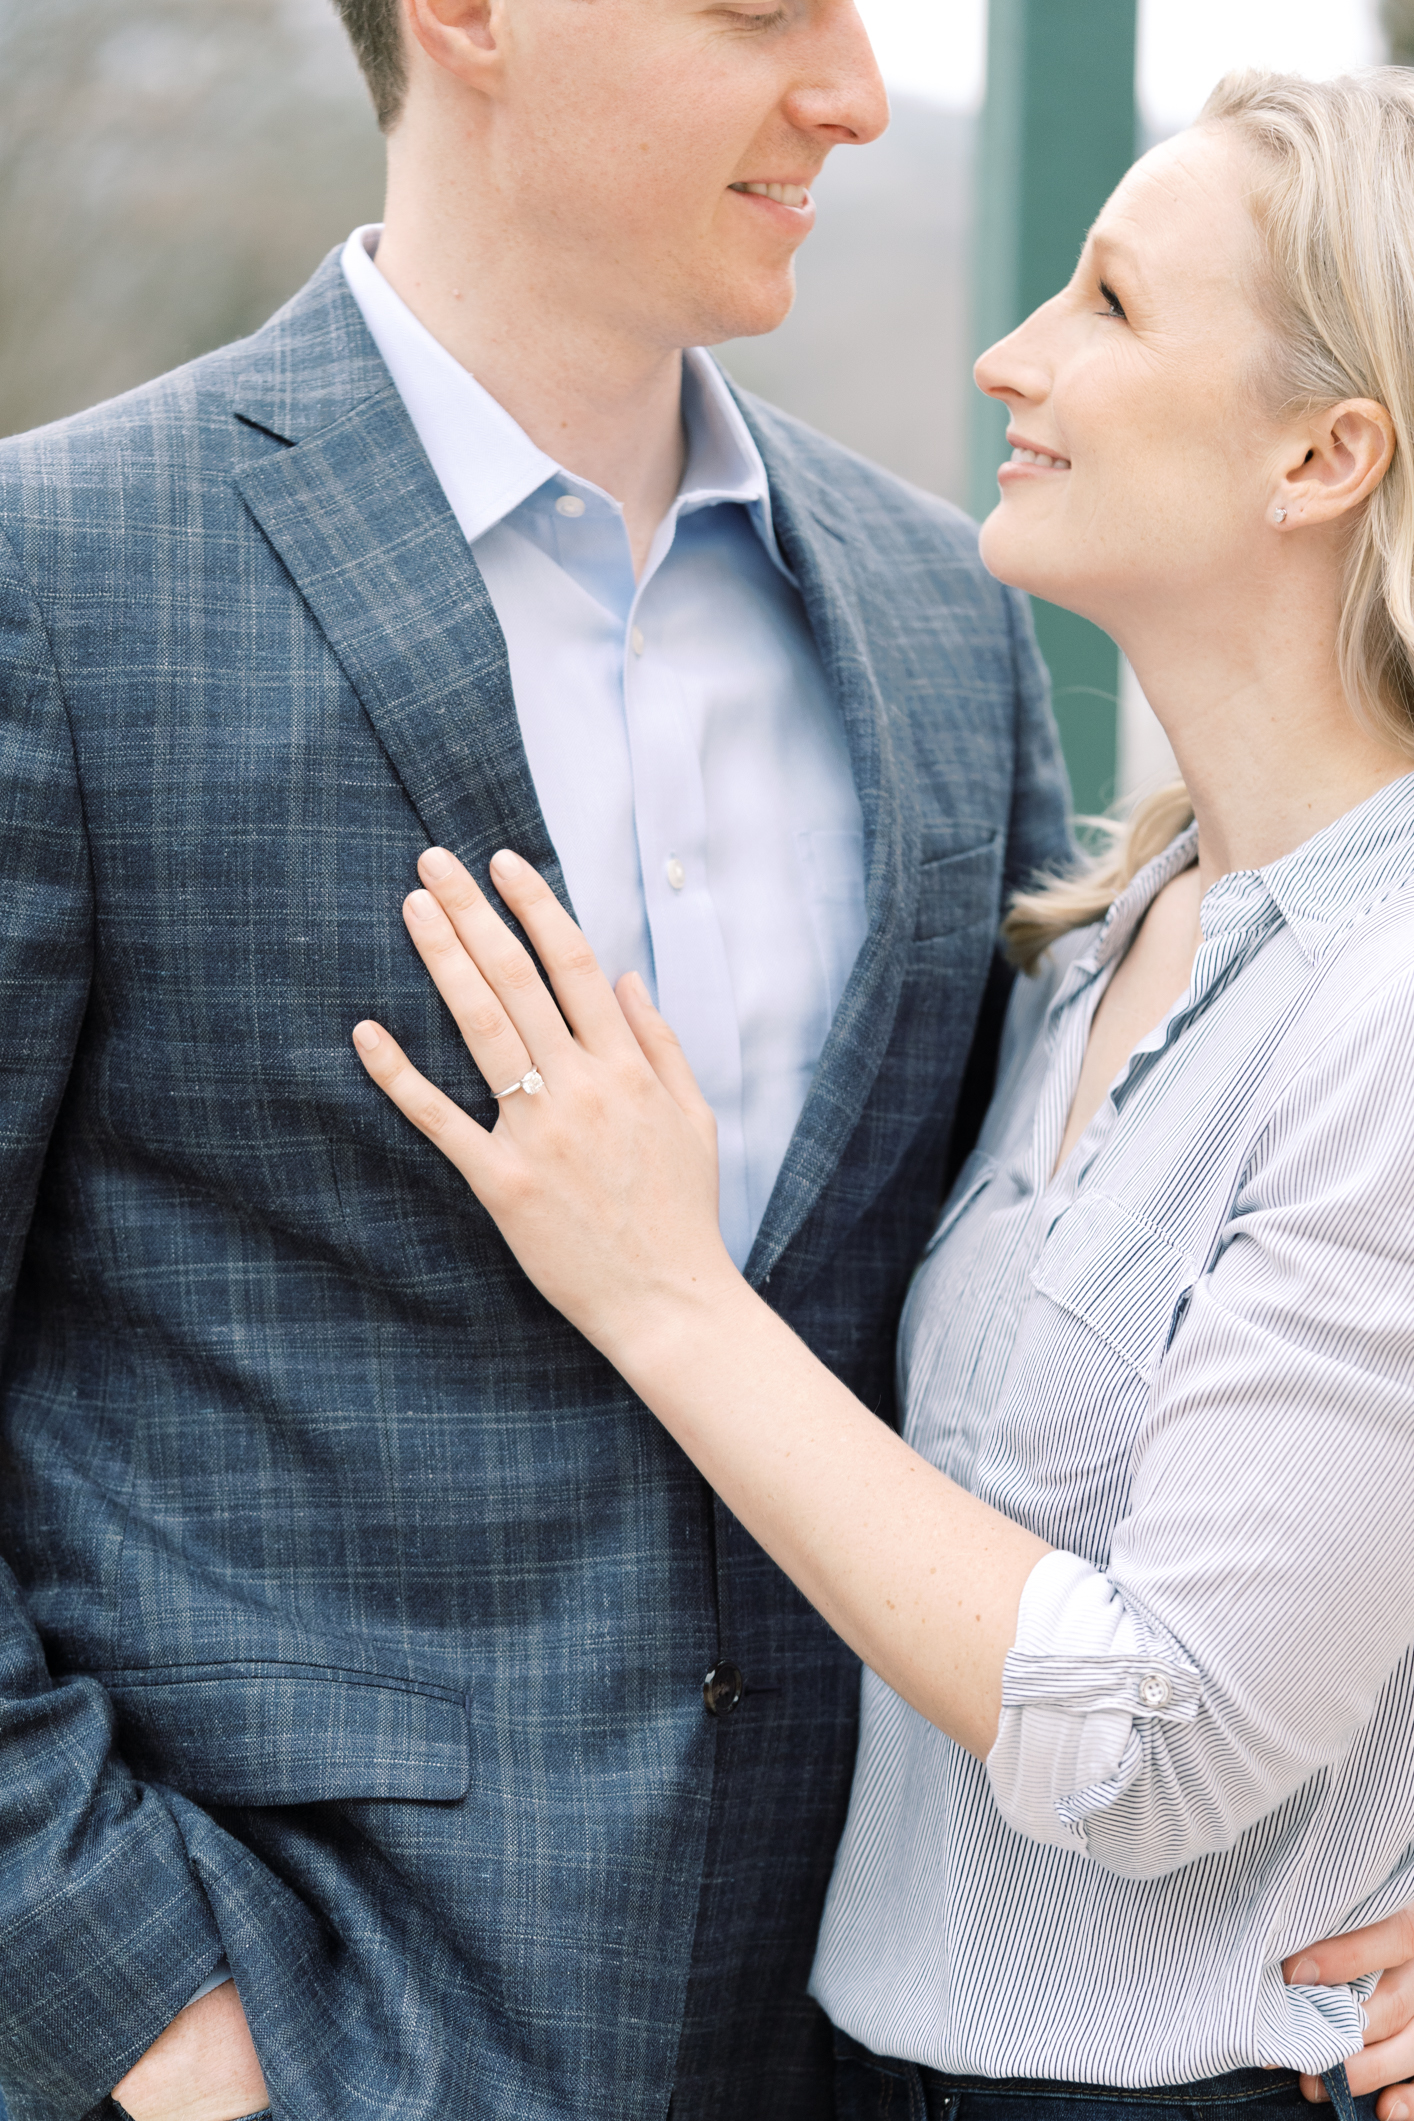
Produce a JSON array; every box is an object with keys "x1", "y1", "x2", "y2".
[{"x1": 0, "y1": 527, "x2": 228, "y2": 2116}]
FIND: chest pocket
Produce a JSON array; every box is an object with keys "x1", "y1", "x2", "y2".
[
  {"x1": 915, "y1": 829, "x2": 1004, "y2": 941},
  {"x1": 1030, "y1": 1192, "x2": 1194, "y2": 1381}
]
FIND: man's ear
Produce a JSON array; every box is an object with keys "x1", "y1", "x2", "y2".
[
  {"x1": 1272, "y1": 399, "x2": 1396, "y2": 530},
  {"x1": 403, "y1": 0, "x2": 504, "y2": 90}
]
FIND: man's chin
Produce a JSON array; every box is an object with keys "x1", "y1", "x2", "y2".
[{"x1": 692, "y1": 266, "x2": 798, "y2": 347}]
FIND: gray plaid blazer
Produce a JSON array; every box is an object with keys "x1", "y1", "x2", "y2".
[{"x1": 0, "y1": 255, "x2": 1070, "y2": 2121}]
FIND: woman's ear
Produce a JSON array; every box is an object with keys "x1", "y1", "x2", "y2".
[
  {"x1": 403, "y1": 0, "x2": 504, "y2": 88},
  {"x1": 1274, "y1": 399, "x2": 1396, "y2": 529}
]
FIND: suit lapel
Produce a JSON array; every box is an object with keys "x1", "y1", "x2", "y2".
[
  {"x1": 230, "y1": 272, "x2": 921, "y2": 1286},
  {"x1": 738, "y1": 405, "x2": 923, "y2": 1289},
  {"x1": 229, "y1": 257, "x2": 566, "y2": 903}
]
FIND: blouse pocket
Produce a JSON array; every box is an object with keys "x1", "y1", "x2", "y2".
[{"x1": 1030, "y1": 1192, "x2": 1194, "y2": 1381}]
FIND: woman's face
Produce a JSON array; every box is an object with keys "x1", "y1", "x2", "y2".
[{"x1": 974, "y1": 125, "x2": 1283, "y2": 638}]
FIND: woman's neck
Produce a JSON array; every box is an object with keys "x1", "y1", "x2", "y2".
[{"x1": 1117, "y1": 574, "x2": 1413, "y2": 894}]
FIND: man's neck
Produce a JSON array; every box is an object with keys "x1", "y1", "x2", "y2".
[{"x1": 373, "y1": 196, "x2": 687, "y2": 579}]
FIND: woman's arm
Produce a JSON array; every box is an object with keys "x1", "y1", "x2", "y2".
[{"x1": 353, "y1": 846, "x2": 1049, "y2": 1761}]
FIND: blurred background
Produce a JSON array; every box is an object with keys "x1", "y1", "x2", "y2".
[{"x1": 0, "y1": 0, "x2": 1403, "y2": 811}]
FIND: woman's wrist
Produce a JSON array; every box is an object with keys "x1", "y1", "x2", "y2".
[{"x1": 591, "y1": 1247, "x2": 760, "y2": 1403}]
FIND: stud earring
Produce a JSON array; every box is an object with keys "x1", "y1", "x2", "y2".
[{"x1": 1274, "y1": 508, "x2": 1288, "y2": 523}]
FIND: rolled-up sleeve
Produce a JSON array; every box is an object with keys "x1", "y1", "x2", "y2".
[
  {"x1": 986, "y1": 983, "x2": 1414, "y2": 1879},
  {"x1": 990, "y1": 1550, "x2": 1201, "y2": 1851}
]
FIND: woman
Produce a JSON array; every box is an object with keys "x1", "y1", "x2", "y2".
[{"x1": 352, "y1": 69, "x2": 1414, "y2": 2121}]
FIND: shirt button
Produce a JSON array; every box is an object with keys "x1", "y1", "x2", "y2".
[
  {"x1": 555, "y1": 493, "x2": 586, "y2": 517},
  {"x1": 630, "y1": 626, "x2": 645, "y2": 656},
  {"x1": 1137, "y1": 1672, "x2": 1172, "y2": 1709},
  {"x1": 702, "y1": 1662, "x2": 744, "y2": 1716},
  {"x1": 666, "y1": 856, "x2": 685, "y2": 891}
]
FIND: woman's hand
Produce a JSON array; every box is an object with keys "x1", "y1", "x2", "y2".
[
  {"x1": 352, "y1": 845, "x2": 1049, "y2": 1762},
  {"x1": 351, "y1": 845, "x2": 736, "y2": 1362},
  {"x1": 1284, "y1": 1907, "x2": 1414, "y2": 2116}
]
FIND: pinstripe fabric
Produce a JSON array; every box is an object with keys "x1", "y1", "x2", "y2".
[{"x1": 813, "y1": 774, "x2": 1414, "y2": 2088}]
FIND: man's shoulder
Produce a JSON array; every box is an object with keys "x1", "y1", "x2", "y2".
[
  {"x1": 0, "y1": 250, "x2": 360, "y2": 520},
  {"x1": 0, "y1": 340, "x2": 250, "y2": 493}
]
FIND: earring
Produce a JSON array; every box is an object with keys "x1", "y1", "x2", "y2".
[{"x1": 1274, "y1": 508, "x2": 1288, "y2": 523}]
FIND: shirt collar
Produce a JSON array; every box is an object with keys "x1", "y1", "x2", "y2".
[
  {"x1": 1230, "y1": 767, "x2": 1414, "y2": 962},
  {"x1": 340, "y1": 224, "x2": 787, "y2": 572},
  {"x1": 1069, "y1": 764, "x2": 1414, "y2": 1000}
]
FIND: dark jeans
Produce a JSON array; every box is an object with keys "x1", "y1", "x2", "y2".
[{"x1": 834, "y1": 2035, "x2": 1378, "y2": 2121}]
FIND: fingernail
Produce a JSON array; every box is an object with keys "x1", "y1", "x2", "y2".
[
  {"x1": 490, "y1": 849, "x2": 523, "y2": 880},
  {"x1": 1289, "y1": 1959, "x2": 1321, "y2": 1985},
  {"x1": 352, "y1": 1022, "x2": 380, "y2": 1052},
  {"x1": 626, "y1": 971, "x2": 652, "y2": 1003},
  {"x1": 1388, "y1": 2102, "x2": 1408, "y2": 2118},
  {"x1": 421, "y1": 847, "x2": 454, "y2": 880},
  {"x1": 407, "y1": 889, "x2": 438, "y2": 922}
]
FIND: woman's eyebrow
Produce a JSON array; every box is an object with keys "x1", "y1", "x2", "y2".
[{"x1": 1090, "y1": 231, "x2": 1144, "y2": 281}]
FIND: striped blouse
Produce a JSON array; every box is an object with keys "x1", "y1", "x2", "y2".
[{"x1": 811, "y1": 772, "x2": 1414, "y2": 2086}]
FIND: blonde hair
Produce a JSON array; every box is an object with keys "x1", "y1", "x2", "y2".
[{"x1": 1004, "y1": 67, "x2": 1414, "y2": 973}]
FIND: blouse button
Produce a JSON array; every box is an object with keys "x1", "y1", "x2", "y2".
[{"x1": 1137, "y1": 1672, "x2": 1172, "y2": 1710}]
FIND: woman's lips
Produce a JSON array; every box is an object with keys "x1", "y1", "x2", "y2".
[{"x1": 997, "y1": 443, "x2": 1072, "y2": 486}]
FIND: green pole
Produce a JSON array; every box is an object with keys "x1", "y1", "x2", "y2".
[{"x1": 970, "y1": 0, "x2": 1139, "y2": 816}]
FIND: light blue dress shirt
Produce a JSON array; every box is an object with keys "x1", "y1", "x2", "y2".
[{"x1": 341, "y1": 228, "x2": 866, "y2": 1270}]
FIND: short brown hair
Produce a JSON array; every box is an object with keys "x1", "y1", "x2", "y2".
[{"x1": 334, "y1": 0, "x2": 408, "y2": 133}]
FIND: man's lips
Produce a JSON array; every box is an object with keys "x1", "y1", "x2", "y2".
[{"x1": 729, "y1": 180, "x2": 812, "y2": 211}]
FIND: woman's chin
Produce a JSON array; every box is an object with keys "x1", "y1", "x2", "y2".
[
  {"x1": 976, "y1": 517, "x2": 1103, "y2": 622},
  {"x1": 977, "y1": 514, "x2": 1056, "y2": 597}
]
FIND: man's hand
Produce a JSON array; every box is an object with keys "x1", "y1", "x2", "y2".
[
  {"x1": 1285, "y1": 1906, "x2": 1414, "y2": 2118},
  {"x1": 111, "y1": 1981, "x2": 268, "y2": 2121}
]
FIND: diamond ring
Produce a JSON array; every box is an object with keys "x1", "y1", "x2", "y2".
[{"x1": 494, "y1": 1069, "x2": 544, "y2": 1099}]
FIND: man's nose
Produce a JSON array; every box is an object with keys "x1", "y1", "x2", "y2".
[{"x1": 784, "y1": 1, "x2": 891, "y2": 147}]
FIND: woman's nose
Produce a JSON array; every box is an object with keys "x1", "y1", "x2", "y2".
[{"x1": 974, "y1": 302, "x2": 1057, "y2": 406}]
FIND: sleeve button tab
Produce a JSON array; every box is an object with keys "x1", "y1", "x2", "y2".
[{"x1": 1138, "y1": 1672, "x2": 1172, "y2": 1710}]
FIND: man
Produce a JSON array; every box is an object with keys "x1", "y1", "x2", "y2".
[{"x1": 0, "y1": 4, "x2": 1406, "y2": 2119}]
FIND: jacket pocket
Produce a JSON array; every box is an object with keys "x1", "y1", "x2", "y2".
[
  {"x1": 1030, "y1": 1193, "x2": 1193, "y2": 1381},
  {"x1": 100, "y1": 1659, "x2": 472, "y2": 1805}
]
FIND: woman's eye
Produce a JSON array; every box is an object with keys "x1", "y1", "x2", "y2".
[
  {"x1": 1098, "y1": 281, "x2": 1127, "y2": 320},
  {"x1": 725, "y1": 6, "x2": 789, "y2": 27}
]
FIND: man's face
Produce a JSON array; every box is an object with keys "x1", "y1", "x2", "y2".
[{"x1": 470, "y1": 0, "x2": 889, "y2": 349}]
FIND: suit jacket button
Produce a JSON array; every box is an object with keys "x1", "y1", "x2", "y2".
[{"x1": 702, "y1": 1662, "x2": 744, "y2": 1716}]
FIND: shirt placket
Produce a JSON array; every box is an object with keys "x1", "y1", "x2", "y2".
[{"x1": 622, "y1": 538, "x2": 752, "y2": 1267}]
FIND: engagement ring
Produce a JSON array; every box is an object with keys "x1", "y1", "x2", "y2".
[{"x1": 495, "y1": 1069, "x2": 544, "y2": 1099}]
